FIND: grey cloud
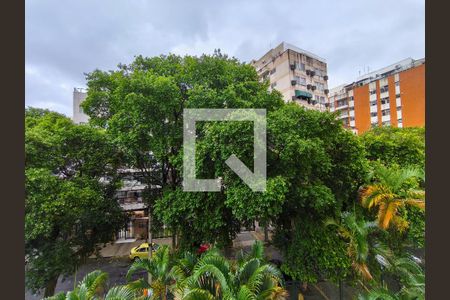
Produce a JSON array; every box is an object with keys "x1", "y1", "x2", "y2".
[{"x1": 26, "y1": 0, "x2": 424, "y2": 116}]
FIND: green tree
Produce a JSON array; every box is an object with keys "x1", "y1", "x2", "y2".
[
  {"x1": 45, "y1": 270, "x2": 140, "y2": 300},
  {"x1": 360, "y1": 164, "x2": 425, "y2": 231},
  {"x1": 82, "y1": 52, "x2": 284, "y2": 249},
  {"x1": 25, "y1": 108, "x2": 126, "y2": 296},
  {"x1": 325, "y1": 212, "x2": 378, "y2": 281},
  {"x1": 176, "y1": 241, "x2": 288, "y2": 300},
  {"x1": 126, "y1": 245, "x2": 176, "y2": 300},
  {"x1": 360, "y1": 126, "x2": 425, "y2": 168}
]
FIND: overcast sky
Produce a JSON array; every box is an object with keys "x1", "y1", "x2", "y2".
[{"x1": 26, "y1": 0, "x2": 425, "y2": 117}]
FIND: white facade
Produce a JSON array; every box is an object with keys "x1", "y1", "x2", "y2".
[{"x1": 73, "y1": 88, "x2": 89, "y2": 124}]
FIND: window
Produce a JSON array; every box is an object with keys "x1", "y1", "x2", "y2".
[
  {"x1": 295, "y1": 76, "x2": 306, "y2": 85},
  {"x1": 270, "y1": 68, "x2": 276, "y2": 75},
  {"x1": 395, "y1": 81, "x2": 400, "y2": 87},
  {"x1": 315, "y1": 82, "x2": 325, "y2": 91},
  {"x1": 396, "y1": 93, "x2": 401, "y2": 98},
  {"x1": 350, "y1": 116, "x2": 355, "y2": 121},
  {"x1": 370, "y1": 90, "x2": 377, "y2": 95},
  {"x1": 370, "y1": 100, "x2": 377, "y2": 106},
  {"x1": 397, "y1": 106, "x2": 402, "y2": 111},
  {"x1": 382, "y1": 109, "x2": 390, "y2": 116},
  {"x1": 371, "y1": 112, "x2": 377, "y2": 117},
  {"x1": 320, "y1": 96, "x2": 325, "y2": 102},
  {"x1": 381, "y1": 97, "x2": 390, "y2": 105},
  {"x1": 297, "y1": 63, "x2": 305, "y2": 71},
  {"x1": 380, "y1": 85, "x2": 389, "y2": 93},
  {"x1": 382, "y1": 120, "x2": 391, "y2": 126},
  {"x1": 398, "y1": 118, "x2": 403, "y2": 123}
]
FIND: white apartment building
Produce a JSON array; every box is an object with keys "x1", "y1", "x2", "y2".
[
  {"x1": 251, "y1": 42, "x2": 329, "y2": 111},
  {"x1": 73, "y1": 88, "x2": 89, "y2": 124}
]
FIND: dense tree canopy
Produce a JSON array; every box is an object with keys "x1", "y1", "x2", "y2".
[
  {"x1": 82, "y1": 53, "x2": 371, "y2": 284},
  {"x1": 360, "y1": 126, "x2": 425, "y2": 168},
  {"x1": 25, "y1": 108, "x2": 126, "y2": 296}
]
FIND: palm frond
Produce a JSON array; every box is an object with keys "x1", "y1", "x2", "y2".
[
  {"x1": 237, "y1": 285, "x2": 257, "y2": 300},
  {"x1": 104, "y1": 285, "x2": 136, "y2": 300},
  {"x1": 182, "y1": 288, "x2": 215, "y2": 300}
]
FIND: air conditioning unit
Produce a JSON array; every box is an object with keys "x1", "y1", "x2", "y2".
[
  {"x1": 307, "y1": 84, "x2": 312, "y2": 90},
  {"x1": 305, "y1": 70, "x2": 311, "y2": 75},
  {"x1": 290, "y1": 64, "x2": 296, "y2": 70},
  {"x1": 291, "y1": 80, "x2": 297, "y2": 86},
  {"x1": 324, "y1": 89, "x2": 329, "y2": 94},
  {"x1": 323, "y1": 75, "x2": 328, "y2": 81},
  {"x1": 311, "y1": 85, "x2": 317, "y2": 91},
  {"x1": 310, "y1": 71, "x2": 316, "y2": 77}
]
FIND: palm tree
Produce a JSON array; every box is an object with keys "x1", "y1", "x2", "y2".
[
  {"x1": 44, "y1": 270, "x2": 140, "y2": 300},
  {"x1": 360, "y1": 164, "x2": 425, "y2": 230},
  {"x1": 325, "y1": 212, "x2": 378, "y2": 281},
  {"x1": 358, "y1": 256, "x2": 424, "y2": 300},
  {"x1": 177, "y1": 241, "x2": 288, "y2": 300},
  {"x1": 126, "y1": 245, "x2": 176, "y2": 300}
]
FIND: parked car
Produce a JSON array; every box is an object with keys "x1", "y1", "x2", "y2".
[{"x1": 129, "y1": 242, "x2": 160, "y2": 261}]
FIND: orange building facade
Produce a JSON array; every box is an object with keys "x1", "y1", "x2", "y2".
[{"x1": 329, "y1": 58, "x2": 425, "y2": 134}]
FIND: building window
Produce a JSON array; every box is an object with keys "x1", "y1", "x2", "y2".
[
  {"x1": 296, "y1": 76, "x2": 306, "y2": 85},
  {"x1": 382, "y1": 109, "x2": 390, "y2": 116},
  {"x1": 315, "y1": 82, "x2": 325, "y2": 91},
  {"x1": 381, "y1": 97, "x2": 390, "y2": 105},
  {"x1": 382, "y1": 120, "x2": 391, "y2": 126},
  {"x1": 369, "y1": 89, "x2": 377, "y2": 95},
  {"x1": 370, "y1": 112, "x2": 377, "y2": 117},
  {"x1": 320, "y1": 96, "x2": 325, "y2": 102},
  {"x1": 297, "y1": 63, "x2": 305, "y2": 71},
  {"x1": 397, "y1": 106, "x2": 402, "y2": 111},
  {"x1": 396, "y1": 93, "x2": 401, "y2": 98},
  {"x1": 350, "y1": 116, "x2": 355, "y2": 121},
  {"x1": 370, "y1": 100, "x2": 377, "y2": 106},
  {"x1": 395, "y1": 81, "x2": 400, "y2": 87},
  {"x1": 398, "y1": 118, "x2": 403, "y2": 123},
  {"x1": 380, "y1": 85, "x2": 389, "y2": 93},
  {"x1": 270, "y1": 68, "x2": 276, "y2": 75}
]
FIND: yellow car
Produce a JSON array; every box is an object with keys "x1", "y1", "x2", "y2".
[{"x1": 129, "y1": 242, "x2": 160, "y2": 261}]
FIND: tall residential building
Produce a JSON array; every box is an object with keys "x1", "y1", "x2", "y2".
[
  {"x1": 329, "y1": 58, "x2": 425, "y2": 134},
  {"x1": 251, "y1": 42, "x2": 329, "y2": 110},
  {"x1": 73, "y1": 88, "x2": 89, "y2": 124}
]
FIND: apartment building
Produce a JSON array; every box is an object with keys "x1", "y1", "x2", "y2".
[
  {"x1": 329, "y1": 58, "x2": 425, "y2": 134},
  {"x1": 251, "y1": 42, "x2": 329, "y2": 110},
  {"x1": 73, "y1": 88, "x2": 89, "y2": 124}
]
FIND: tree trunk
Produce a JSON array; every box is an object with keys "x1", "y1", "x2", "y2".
[
  {"x1": 172, "y1": 229, "x2": 176, "y2": 250},
  {"x1": 44, "y1": 276, "x2": 58, "y2": 297},
  {"x1": 339, "y1": 279, "x2": 344, "y2": 300},
  {"x1": 148, "y1": 208, "x2": 152, "y2": 285}
]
